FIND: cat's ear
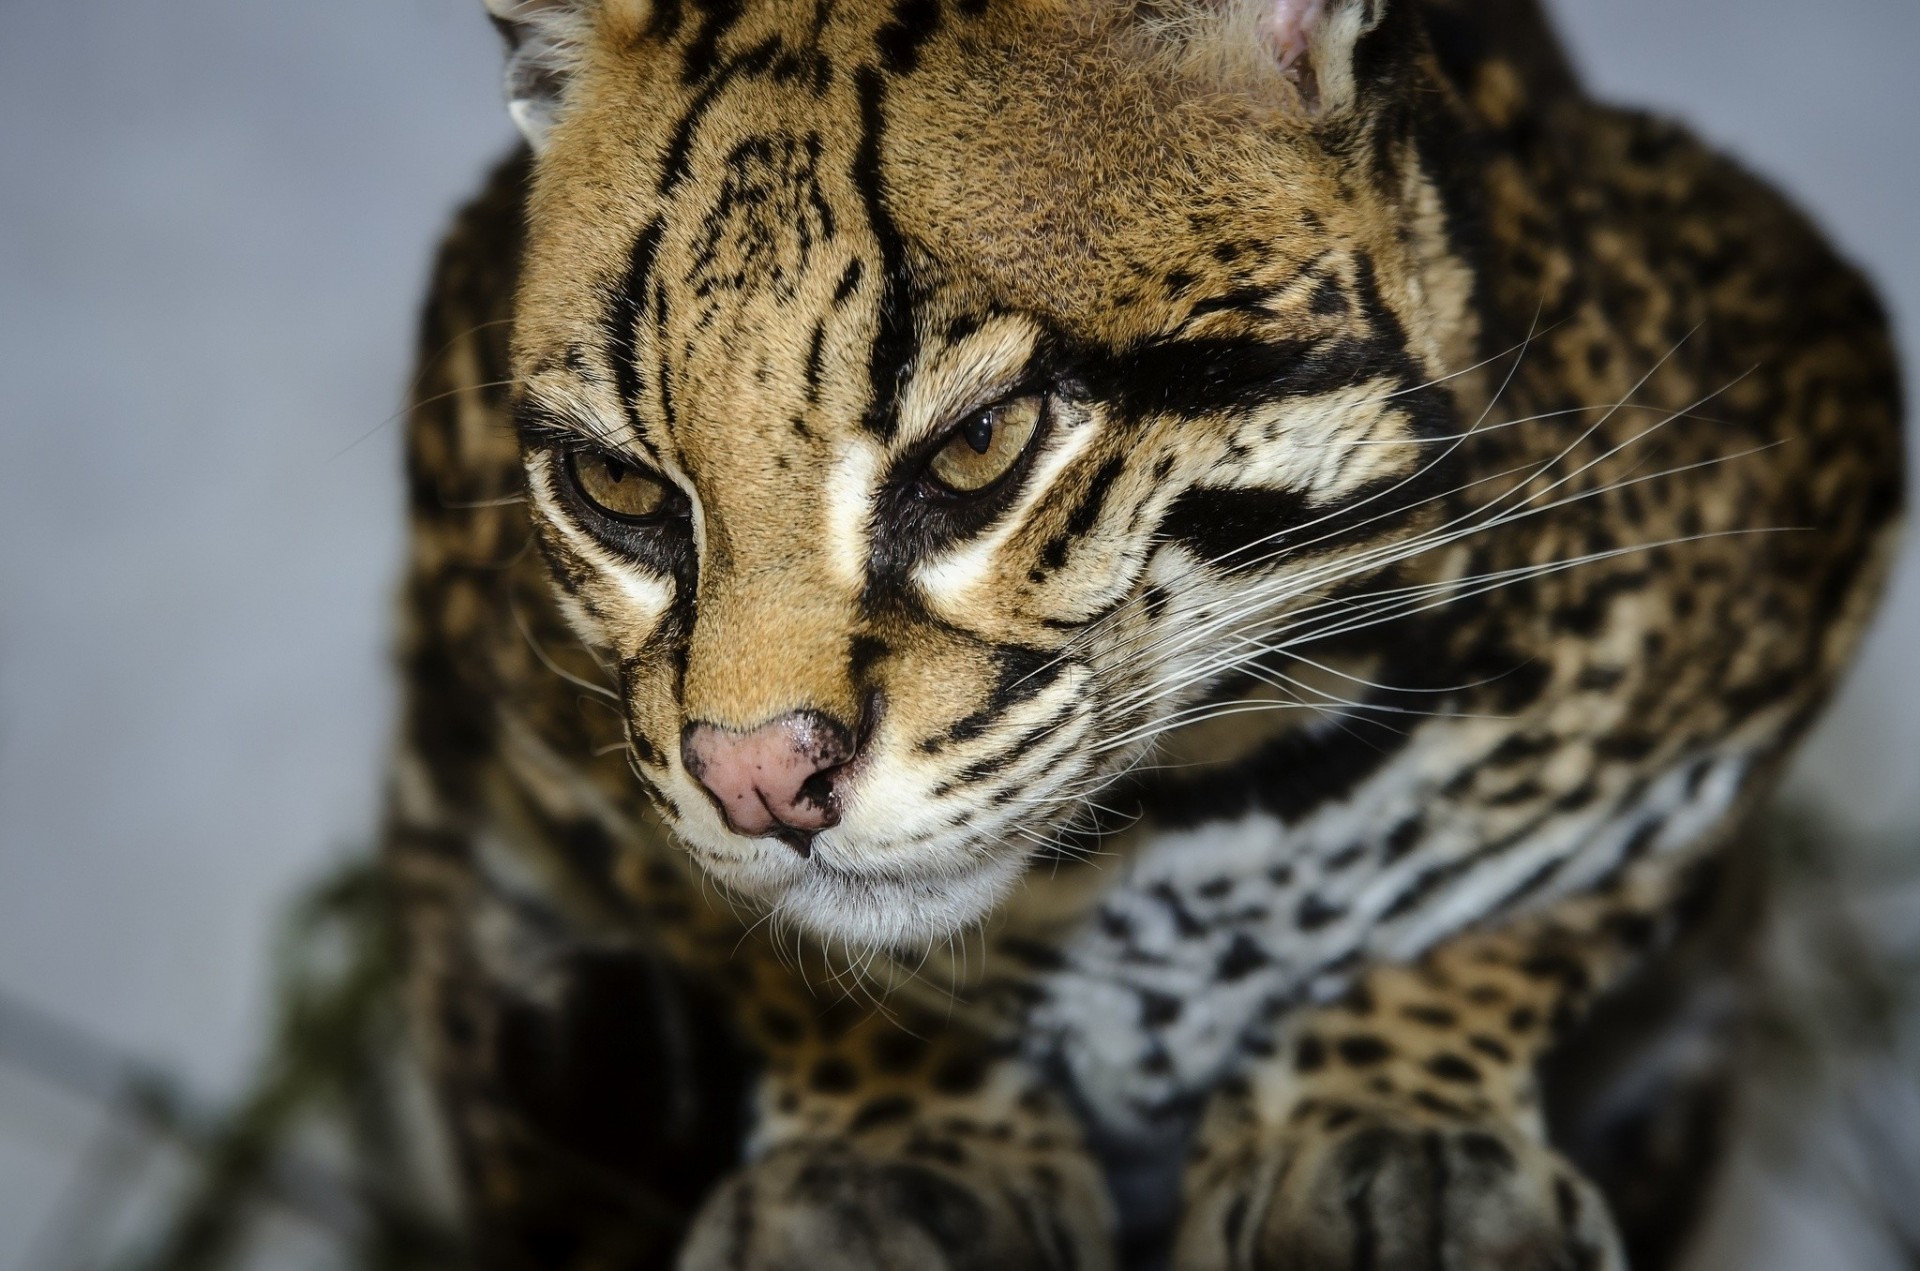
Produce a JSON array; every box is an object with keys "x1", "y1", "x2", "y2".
[
  {"x1": 1252, "y1": 0, "x2": 1400, "y2": 114},
  {"x1": 483, "y1": 0, "x2": 650, "y2": 151},
  {"x1": 1156, "y1": 0, "x2": 1407, "y2": 116}
]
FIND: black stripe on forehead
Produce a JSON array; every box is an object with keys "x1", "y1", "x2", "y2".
[
  {"x1": 681, "y1": 0, "x2": 750, "y2": 84},
  {"x1": 1053, "y1": 249, "x2": 1442, "y2": 425},
  {"x1": 852, "y1": 64, "x2": 922, "y2": 440},
  {"x1": 606, "y1": 220, "x2": 664, "y2": 439},
  {"x1": 875, "y1": 0, "x2": 942, "y2": 74},
  {"x1": 660, "y1": 37, "x2": 781, "y2": 196}
]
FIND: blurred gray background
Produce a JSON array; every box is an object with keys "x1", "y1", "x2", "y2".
[{"x1": 1, "y1": 0, "x2": 1915, "y2": 1264}]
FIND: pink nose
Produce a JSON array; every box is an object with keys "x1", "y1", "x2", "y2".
[{"x1": 680, "y1": 711, "x2": 856, "y2": 851}]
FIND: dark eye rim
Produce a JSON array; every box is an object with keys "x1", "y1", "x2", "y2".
[
  {"x1": 562, "y1": 446, "x2": 686, "y2": 526},
  {"x1": 910, "y1": 388, "x2": 1053, "y2": 504},
  {"x1": 868, "y1": 385, "x2": 1062, "y2": 580}
]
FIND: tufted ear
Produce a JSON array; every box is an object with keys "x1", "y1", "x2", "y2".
[
  {"x1": 1254, "y1": 0, "x2": 1399, "y2": 114},
  {"x1": 483, "y1": 0, "x2": 649, "y2": 150},
  {"x1": 1150, "y1": 0, "x2": 1405, "y2": 117}
]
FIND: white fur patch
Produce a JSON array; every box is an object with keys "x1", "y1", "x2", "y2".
[
  {"x1": 524, "y1": 450, "x2": 676, "y2": 629},
  {"x1": 822, "y1": 437, "x2": 881, "y2": 588}
]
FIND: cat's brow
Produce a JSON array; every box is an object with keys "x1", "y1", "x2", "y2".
[{"x1": 515, "y1": 391, "x2": 656, "y2": 460}]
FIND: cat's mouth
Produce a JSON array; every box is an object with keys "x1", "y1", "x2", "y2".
[
  {"x1": 676, "y1": 820, "x2": 1028, "y2": 949},
  {"x1": 773, "y1": 850, "x2": 1029, "y2": 949}
]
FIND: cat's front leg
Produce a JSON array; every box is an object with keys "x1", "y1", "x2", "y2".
[
  {"x1": 1176, "y1": 905, "x2": 1654, "y2": 1270},
  {"x1": 679, "y1": 1012, "x2": 1115, "y2": 1271}
]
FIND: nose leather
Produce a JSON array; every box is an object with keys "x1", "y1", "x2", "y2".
[{"x1": 681, "y1": 711, "x2": 855, "y2": 845}]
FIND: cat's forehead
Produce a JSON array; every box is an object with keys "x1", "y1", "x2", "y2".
[
  {"x1": 513, "y1": 0, "x2": 1339, "y2": 325},
  {"x1": 510, "y1": 0, "x2": 1369, "y2": 472}
]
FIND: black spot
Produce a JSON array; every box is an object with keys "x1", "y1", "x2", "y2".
[
  {"x1": 833, "y1": 258, "x2": 864, "y2": 306},
  {"x1": 1324, "y1": 843, "x2": 1367, "y2": 873},
  {"x1": 922, "y1": 644, "x2": 1064, "y2": 751},
  {"x1": 848, "y1": 634, "x2": 889, "y2": 680},
  {"x1": 1595, "y1": 732, "x2": 1660, "y2": 763},
  {"x1": 1323, "y1": 1104, "x2": 1361, "y2": 1131},
  {"x1": 932, "y1": 1054, "x2": 988, "y2": 1095},
  {"x1": 874, "y1": 0, "x2": 942, "y2": 74},
  {"x1": 1619, "y1": 820, "x2": 1663, "y2": 865},
  {"x1": 1467, "y1": 1034, "x2": 1512, "y2": 1063},
  {"x1": 1157, "y1": 484, "x2": 1313, "y2": 567},
  {"x1": 1344, "y1": 983, "x2": 1376, "y2": 1016},
  {"x1": 679, "y1": 0, "x2": 747, "y2": 83},
  {"x1": 1489, "y1": 779, "x2": 1544, "y2": 807},
  {"x1": 1337, "y1": 1035, "x2": 1392, "y2": 1067},
  {"x1": 1140, "y1": 991, "x2": 1184, "y2": 1028},
  {"x1": 1553, "y1": 781, "x2": 1599, "y2": 812},
  {"x1": 1309, "y1": 275, "x2": 1350, "y2": 316},
  {"x1": 1413, "y1": 1090, "x2": 1470, "y2": 1119},
  {"x1": 1381, "y1": 858, "x2": 1475, "y2": 921},
  {"x1": 810, "y1": 1056, "x2": 859, "y2": 1093},
  {"x1": 1519, "y1": 953, "x2": 1591, "y2": 994},
  {"x1": 1426, "y1": 1053, "x2": 1482, "y2": 1085},
  {"x1": 1296, "y1": 1034, "x2": 1328, "y2": 1072},
  {"x1": 871, "y1": 1029, "x2": 931, "y2": 1074},
  {"x1": 1150, "y1": 882, "x2": 1209, "y2": 939},
  {"x1": 1296, "y1": 894, "x2": 1347, "y2": 931},
  {"x1": 1577, "y1": 665, "x2": 1625, "y2": 692},
  {"x1": 557, "y1": 819, "x2": 616, "y2": 885},
  {"x1": 1603, "y1": 911, "x2": 1659, "y2": 950},
  {"x1": 489, "y1": 949, "x2": 751, "y2": 1238},
  {"x1": 998, "y1": 937, "x2": 1066, "y2": 971},
  {"x1": 803, "y1": 320, "x2": 827, "y2": 401},
  {"x1": 1216, "y1": 934, "x2": 1271, "y2": 982},
  {"x1": 1486, "y1": 731, "x2": 1557, "y2": 766},
  {"x1": 850, "y1": 1094, "x2": 918, "y2": 1132},
  {"x1": 1039, "y1": 455, "x2": 1127, "y2": 571},
  {"x1": 944, "y1": 311, "x2": 984, "y2": 344}
]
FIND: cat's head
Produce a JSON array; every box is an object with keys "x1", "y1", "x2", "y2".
[{"x1": 490, "y1": 0, "x2": 1479, "y2": 947}]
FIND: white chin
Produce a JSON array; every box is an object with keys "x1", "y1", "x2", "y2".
[{"x1": 748, "y1": 854, "x2": 1027, "y2": 950}]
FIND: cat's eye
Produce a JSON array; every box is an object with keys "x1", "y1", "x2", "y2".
[
  {"x1": 567, "y1": 450, "x2": 672, "y2": 521},
  {"x1": 926, "y1": 395, "x2": 1043, "y2": 494}
]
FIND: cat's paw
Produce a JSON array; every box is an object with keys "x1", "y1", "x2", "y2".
[
  {"x1": 677, "y1": 1141, "x2": 1109, "y2": 1271},
  {"x1": 1179, "y1": 1113, "x2": 1624, "y2": 1270}
]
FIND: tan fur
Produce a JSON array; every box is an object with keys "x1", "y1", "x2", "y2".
[{"x1": 389, "y1": 1, "x2": 1903, "y2": 1264}]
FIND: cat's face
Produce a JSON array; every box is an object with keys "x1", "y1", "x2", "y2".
[{"x1": 504, "y1": 0, "x2": 1474, "y2": 947}]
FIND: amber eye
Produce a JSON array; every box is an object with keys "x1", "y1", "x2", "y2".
[
  {"x1": 926, "y1": 395, "x2": 1043, "y2": 494},
  {"x1": 567, "y1": 450, "x2": 671, "y2": 521}
]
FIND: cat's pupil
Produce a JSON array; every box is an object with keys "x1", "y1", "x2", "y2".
[
  {"x1": 604, "y1": 459, "x2": 626, "y2": 483},
  {"x1": 963, "y1": 412, "x2": 996, "y2": 454}
]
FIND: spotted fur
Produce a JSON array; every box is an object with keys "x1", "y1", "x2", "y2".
[{"x1": 388, "y1": 0, "x2": 1904, "y2": 1265}]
